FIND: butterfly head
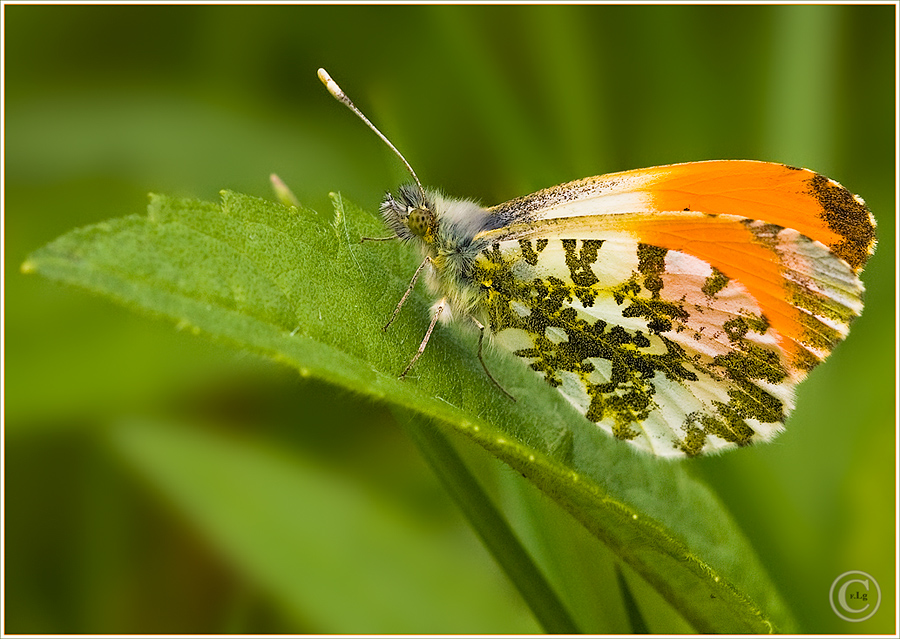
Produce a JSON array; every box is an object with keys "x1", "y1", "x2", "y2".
[
  {"x1": 317, "y1": 70, "x2": 442, "y2": 244},
  {"x1": 381, "y1": 184, "x2": 437, "y2": 243}
]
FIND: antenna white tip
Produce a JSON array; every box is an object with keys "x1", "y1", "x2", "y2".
[{"x1": 317, "y1": 68, "x2": 345, "y2": 102}]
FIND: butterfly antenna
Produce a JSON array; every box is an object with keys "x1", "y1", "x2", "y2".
[{"x1": 318, "y1": 68, "x2": 425, "y2": 198}]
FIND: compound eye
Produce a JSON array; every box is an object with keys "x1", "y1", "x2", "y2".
[{"x1": 406, "y1": 206, "x2": 433, "y2": 237}]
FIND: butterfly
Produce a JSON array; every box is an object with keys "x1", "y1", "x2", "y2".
[{"x1": 318, "y1": 69, "x2": 876, "y2": 458}]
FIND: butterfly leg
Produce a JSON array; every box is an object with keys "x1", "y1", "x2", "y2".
[
  {"x1": 471, "y1": 318, "x2": 516, "y2": 402},
  {"x1": 384, "y1": 256, "x2": 432, "y2": 331},
  {"x1": 399, "y1": 298, "x2": 445, "y2": 378}
]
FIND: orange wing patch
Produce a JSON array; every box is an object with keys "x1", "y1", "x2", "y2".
[
  {"x1": 632, "y1": 162, "x2": 874, "y2": 375},
  {"x1": 613, "y1": 214, "x2": 836, "y2": 375},
  {"x1": 644, "y1": 161, "x2": 876, "y2": 272}
]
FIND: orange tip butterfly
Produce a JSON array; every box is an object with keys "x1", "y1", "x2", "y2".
[{"x1": 318, "y1": 68, "x2": 876, "y2": 458}]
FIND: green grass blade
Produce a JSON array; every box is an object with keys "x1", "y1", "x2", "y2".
[
  {"x1": 109, "y1": 417, "x2": 539, "y2": 633},
  {"x1": 616, "y1": 563, "x2": 650, "y2": 634},
  {"x1": 398, "y1": 410, "x2": 580, "y2": 634}
]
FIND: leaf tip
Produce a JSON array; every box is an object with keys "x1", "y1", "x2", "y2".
[
  {"x1": 270, "y1": 173, "x2": 301, "y2": 208},
  {"x1": 20, "y1": 258, "x2": 37, "y2": 275}
]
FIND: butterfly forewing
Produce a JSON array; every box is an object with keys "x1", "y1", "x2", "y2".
[{"x1": 471, "y1": 161, "x2": 874, "y2": 457}]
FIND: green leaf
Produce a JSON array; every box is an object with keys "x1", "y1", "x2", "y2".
[{"x1": 24, "y1": 191, "x2": 795, "y2": 633}]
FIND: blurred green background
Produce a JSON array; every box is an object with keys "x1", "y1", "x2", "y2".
[{"x1": 5, "y1": 4, "x2": 895, "y2": 634}]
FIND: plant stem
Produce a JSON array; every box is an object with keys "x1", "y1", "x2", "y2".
[{"x1": 398, "y1": 411, "x2": 581, "y2": 634}]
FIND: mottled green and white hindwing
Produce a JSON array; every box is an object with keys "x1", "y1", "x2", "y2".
[{"x1": 471, "y1": 236, "x2": 798, "y2": 457}]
